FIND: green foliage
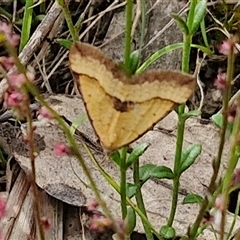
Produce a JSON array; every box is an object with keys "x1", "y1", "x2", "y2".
[
  {"x1": 190, "y1": 0, "x2": 207, "y2": 34},
  {"x1": 126, "y1": 206, "x2": 137, "y2": 234},
  {"x1": 183, "y1": 194, "x2": 203, "y2": 205},
  {"x1": 172, "y1": 14, "x2": 189, "y2": 35},
  {"x1": 126, "y1": 143, "x2": 149, "y2": 168},
  {"x1": 20, "y1": 0, "x2": 34, "y2": 52},
  {"x1": 129, "y1": 50, "x2": 140, "y2": 74},
  {"x1": 56, "y1": 39, "x2": 73, "y2": 49},
  {"x1": 179, "y1": 144, "x2": 202, "y2": 174},
  {"x1": 139, "y1": 164, "x2": 174, "y2": 183},
  {"x1": 160, "y1": 225, "x2": 176, "y2": 239}
]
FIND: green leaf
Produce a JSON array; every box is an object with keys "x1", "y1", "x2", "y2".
[
  {"x1": 111, "y1": 151, "x2": 121, "y2": 166},
  {"x1": 182, "y1": 110, "x2": 201, "y2": 120},
  {"x1": 126, "y1": 182, "x2": 139, "y2": 198},
  {"x1": 129, "y1": 50, "x2": 140, "y2": 74},
  {"x1": 139, "y1": 164, "x2": 173, "y2": 182},
  {"x1": 190, "y1": 0, "x2": 207, "y2": 34},
  {"x1": 69, "y1": 114, "x2": 87, "y2": 135},
  {"x1": 56, "y1": 39, "x2": 73, "y2": 49},
  {"x1": 126, "y1": 143, "x2": 149, "y2": 168},
  {"x1": 172, "y1": 14, "x2": 189, "y2": 35},
  {"x1": 20, "y1": 0, "x2": 34, "y2": 52},
  {"x1": 183, "y1": 194, "x2": 203, "y2": 205},
  {"x1": 160, "y1": 225, "x2": 176, "y2": 239},
  {"x1": 136, "y1": 43, "x2": 184, "y2": 73},
  {"x1": 180, "y1": 144, "x2": 202, "y2": 174},
  {"x1": 126, "y1": 206, "x2": 136, "y2": 234},
  {"x1": 211, "y1": 113, "x2": 223, "y2": 128}
]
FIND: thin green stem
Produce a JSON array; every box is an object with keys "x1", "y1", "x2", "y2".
[
  {"x1": 85, "y1": 148, "x2": 163, "y2": 239},
  {"x1": 221, "y1": 100, "x2": 240, "y2": 240},
  {"x1": 220, "y1": 57, "x2": 239, "y2": 239},
  {"x1": 124, "y1": 0, "x2": 133, "y2": 70},
  {"x1": 167, "y1": 32, "x2": 193, "y2": 226},
  {"x1": 189, "y1": 40, "x2": 236, "y2": 240},
  {"x1": 120, "y1": 147, "x2": 128, "y2": 219},
  {"x1": 226, "y1": 192, "x2": 240, "y2": 240},
  {"x1": 167, "y1": 117, "x2": 185, "y2": 226},
  {"x1": 133, "y1": 159, "x2": 154, "y2": 240},
  {"x1": 5, "y1": 43, "x2": 118, "y2": 235},
  {"x1": 57, "y1": 0, "x2": 78, "y2": 42},
  {"x1": 26, "y1": 103, "x2": 45, "y2": 240}
]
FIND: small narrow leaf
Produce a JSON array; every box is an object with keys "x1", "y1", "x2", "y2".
[
  {"x1": 139, "y1": 164, "x2": 173, "y2": 182},
  {"x1": 182, "y1": 110, "x2": 201, "y2": 120},
  {"x1": 180, "y1": 144, "x2": 201, "y2": 174},
  {"x1": 56, "y1": 39, "x2": 72, "y2": 49},
  {"x1": 126, "y1": 183, "x2": 139, "y2": 198},
  {"x1": 160, "y1": 225, "x2": 176, "y2": 239},
  {"x1": 111, "y1": 151, "x2": 121, "y2": 166},
  {"x1": 129, "y1": 50, "x2": 140, "y2": 74},
  {"x1": 126, "y1": 207, "x2": 136, "y2": 234},
  {"x1": 211, "y1": 113, "x2": 223, "y2": 128},
  {"x1": 172, "y1": 14, "x2": 189, "y2": 35},
  {"x1": 190, "y1": 0, "x2": 207, "y2": 34},
  {"x1": 126, "y1": 143, "x2": 149, "y2": 168},
  {"x1": 183, "y1": 194, "x2": 203, "y2": 204}
]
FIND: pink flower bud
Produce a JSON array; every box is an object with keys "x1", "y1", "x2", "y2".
[
  {"x1": 219, "y1": 39, "x2": 238, "y2": 56},
  {"x1": 214, "y1": 72, "x2": 226, "y2": 90},
  {"x1": 38, "y1": 107, "x2": 53, "y2": 120},
  {"x1": 53, "y1": 142, "x2": 70, "y2": 156},
  {"x1": 0, "y1": 198, "x2": 6, "y2": 219}
]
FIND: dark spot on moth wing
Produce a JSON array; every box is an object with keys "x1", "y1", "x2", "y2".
[{"x1": 112, "y1": 97, "x2": 134, "y2": 112}]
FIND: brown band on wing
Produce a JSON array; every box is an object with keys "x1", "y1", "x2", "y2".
[{"x1": 111, "y1": 97, "x2": 134, "y2": 112}]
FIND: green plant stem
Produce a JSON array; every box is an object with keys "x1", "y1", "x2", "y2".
[
  {"x1": 124, "y1": 0, "x2": 133, "y2": 70},
  {"x1": 167, "y1": 30, "x2": 193, "y2": 226},
  {"x1": 5, "y1": 42, "x2": 118, "y2": 235},
  {"x1": 19, "y1": 0, "x2": 33, "y2": 52},
  {"x1": 26, "y1": 103, "x2": 45, "y2": 240},
  {"x1": 120, "y1": 147, "x2": 128, "y2": 219},
  {"x1": 133, "y1": 159, "x2": 154, "y2": 240},
  {"x1": 85, "y1": 148, "x2": 163, "y2": 240},
  {"x1": 221, "y1": 99, "x2": 240, "y2": 240},
  {"x1": 220, "y1": 48, "x2": 238, "y2": 240},
  {"x1": 189, "y1": 40, "x2": 236, "y2": 240},
  {"x1": 167, "y1": 117, "x2": 185, "y2": 226},
  {"x1": 226, "y1": 192, "x2": 240, "y2": 240},
  {"x1": 57, "y1": 0, "x2": 78, "y2": 42}
]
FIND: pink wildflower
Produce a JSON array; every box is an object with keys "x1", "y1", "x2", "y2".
[
  {"x1": 219, "y1": 39, "x2": 238, "y2": 56},
  {"x1": 214, "y1": 72, "x2": 226, "y2": 90},
  {"x1": 215, "y1": 194, "x2": 224, "y2": 211},
  {"x1": 0, "y1": 22, "x2": 19, "y2": 48},
  {"x1": 232, "y1": 168, "x2": 240, "y2": 187},
  {"x1": 0, "y1": 198, "x2": 6, "y2": 219},
  {"x1": 227, "y1": 105, "x2": 237, "y2": 123},
  {"x1": 8, "y1": 68, "x2": 35, "y2": 89},
  {"x1": 0, "y1": 56, "x2": 14, "y2": 71},
  {"x1": 53, "y1": 142, "x2": 70, "y2": 156},
  {"x1": 87, "y1": 199, "x2": 99, "y2": 212},
  {"x1": 3, "y1": 88, "x2": 26, "y2": 108},
  {"x1": 38, "y1": 107, "x2": 53, "y2": 120},
  {"x1": 89, "y1": 214, "x2": 112, "y2": 232},
  {"x1": 8, "y1": 72, "x2": 26, "y2": 88}
]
